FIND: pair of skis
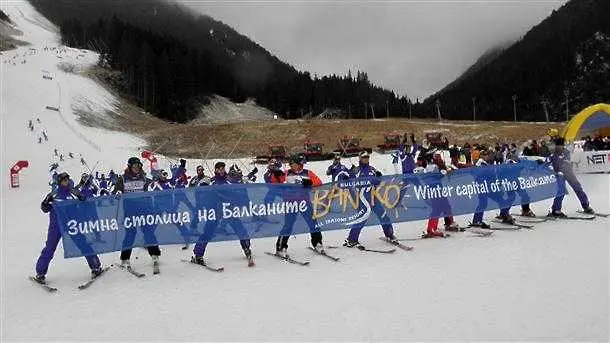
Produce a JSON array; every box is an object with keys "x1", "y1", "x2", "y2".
[{"x1": 30, "y1": 265, "x2": 114, "y2": 292}]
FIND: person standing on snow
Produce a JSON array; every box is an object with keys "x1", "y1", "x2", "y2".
[
  {"x1": 547, "y1": 137, "x2": 594, "y2": 217},
  {"x1": 32, "y1": 172, "x2": 104, "y2": 284},
  {"x1": 469, "y1": 149, "x2": 515, "y2": 229},
  {"x1": 191, "y1": 162, "x2": 253, "y2": 265},
  {"x1": 417, "y1": 152, "x2": 460, "y2": 238},
  {"x1": 275, "y1": 154, "x2": 324, "y2": 256},
  {"x1": 325, "y1": 154, "x2": 350, "y2": 182},
  {"x1": 189, "y1": 165, "x2": 210, "y2": 187},
  {"x1": 343, "y1": 151, "x2": 399, "y2": 248},
  {"x1": 113, "y1": 157, "x2": 160, "y2": 271},
  {"x1": 397, "y1": 133, "x2": 418, "y2": 174}
]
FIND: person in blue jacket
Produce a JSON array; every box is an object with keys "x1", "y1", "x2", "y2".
[
  {"x1": 398, "y1": 133, "x2": 418, "y2": 174},
  {"x1": 326, "y1": 154, "x2": 350, "y2": 182},
  {"x1": 548, "y1": 137, "x2": 594, "y2": 217},
  {"x1": 343, "y1": 151, "x2": 398, "y2": 248},
  {"x1": 33, "y1": 172, "x2": 104, "y2": 283},
  {"x1": 191, "y1": 162, "x2": 253, "y2": 264}
]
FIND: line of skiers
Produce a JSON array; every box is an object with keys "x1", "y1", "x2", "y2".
[{"x1": 33, "y1": 132, "x2": 596, "y2": 282}]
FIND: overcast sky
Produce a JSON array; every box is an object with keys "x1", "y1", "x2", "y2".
[{"x1": 181, "y1": 0, "x2": 568, "y2": 101}]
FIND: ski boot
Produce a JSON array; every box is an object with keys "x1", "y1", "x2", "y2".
[
  {"x1": 191, "y1": 255, "x2": 205, "y2": 265},
  {"x1": 444, "y1": 222, "x2": 463, "y2": 232},
  {"x1": 343, "y1": 239, "x2": 365, "y2": 250},
  {"x1": 469, "y1": 221, "x2": 491, "y2": 229},
  {"x1": 422, "y1": 229, "x2": 446, "y2": 238},
  {"x1": 313, "y1": 243, "x2": 326, "y2": 254},
  {"x1": 500, "y1": 214, "x2": 516, "y2": 225},
  {"x1": 582, "y1": 206, "x2": 595, "y2": 214},
  {"x1": 521, "y1": 208, "x2": 536, "y2": 217},
  {"x1": 32, "y1": 274, "x2": 46, "y2": 284},
  {"x1": 91, "y1": 267, "x2": 104, "y2": 279},
  {"x1": 547, "y1": 210, "x2": 567, "y2": 218}
]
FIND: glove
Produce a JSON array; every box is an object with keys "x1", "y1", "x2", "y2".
[
  {"x1": 251, "y1": 167, "x2": 258, "y2": 174},
  {"x1": 340, "y1": 174, "x2": 350, "y2": 180},
  {"x1": 351, "y1": 164, "x2": 356, "y2": 170},
  {"x1": 44, "y1": 193, "x2": 54, "y2": 203},
  {"x1": 375, "y1": 170, "x2": 382, "y2": 177},
  {"x1": 302, "y1": 178, "x2": 313, "y2": 187},
  {"x1": 273, "y1": 169, "x2": 284, "y2": 178},
  {"x1": 180, "y1": 159, "x2": 187, "y2": 168}
]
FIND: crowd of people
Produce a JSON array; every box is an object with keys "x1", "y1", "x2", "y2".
[
  {"x1": 582, "y1": 135, "x2": 610, "y2": 151},
  {"x1": 33, "y1": 131, "x2": 598, "y2": 284}
]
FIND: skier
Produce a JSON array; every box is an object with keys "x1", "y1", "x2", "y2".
[
  {"x1": 80, "y1": 157, "x2": 86, "y2": 166},
  {"x1": 414, "y1": 152, "x2": 460, "y2": 238},
  {"x1": 98, "y1": 174, "x2": 110, "y2": 196},
  {"x1": 192, "y1": 162, "x2": 253, "y2": 264},
  {"x1": 325, "y1": 154, "x2": 350, "y2": 182},
  {"x1": 108, "y1": 169, "x2": 117, "y2": 184},
  {"x1": 502, "y1": 148, "x2": 535, "y2": 217},
  {"x1": 148, "y1": 169, "x2": 175, "y2": 191},
  {"x1": 42, "y1": 131, "x2": 48, "y2": 141},
  {"x1": 275, "y1": 154, "x2": 324, "y2": 256},
  {"x1": 188, "y1": 165, "x2": 210, "y2": 187},
  {"x1": 76, "y1": 173, "x2": 99, "y2": 198},
  {"x1": 470, "y1": 149, "x2": 514, "y2": 228},
  {"x1": 343, "y1": 151, "x2": 398, "y2": 247},
  {"x1": 32, "y1": 172, "x2": 104, "y2": 284},
  {"x1": 59, "y1": 154, "x2": 64, "y2": 161},
  {"x1": 69, "y1": 152, "x2": 74, "y2": 159},
  {"x1": 113, "y1": 157, "x2": 160, "y2": 270},
  {"x1": 38, "y1": 137, "x2": 42, "y2": 144},
  {"x1": 263, "y1": 159, "x2": 284, "y2": 184},
  {"x1": 54, "y1": 148, "x2": 58, "y2": 156},
  {"x1": 398, "y1": 133, "x2": 418, "y2": 174},
  {"x1": 547, "y1": 137, "x2": 594, "y2": 217}
]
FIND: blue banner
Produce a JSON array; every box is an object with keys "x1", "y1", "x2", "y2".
[{"x1": 54, "y1": 161, "x2": 566, "y2": 258}]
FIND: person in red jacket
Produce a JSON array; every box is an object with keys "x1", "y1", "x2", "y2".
[{"x1": 275, "y1": 154, "x2": 324, "y2": 257}]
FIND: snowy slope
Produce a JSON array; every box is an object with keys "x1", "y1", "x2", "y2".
[{"x1": 1, "y1": 1, "x2": 609, "y2": 341}]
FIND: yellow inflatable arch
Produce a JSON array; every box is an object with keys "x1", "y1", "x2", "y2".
[{"x1": 561, "y1": 103, "x2": 610, "y2": 141}]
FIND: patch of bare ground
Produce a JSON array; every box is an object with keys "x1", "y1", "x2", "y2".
[
  {"x1": 82, "y1": 66, "x2": 565, "y2": 159},
  {"x1": 152, "y1": 118, "x2": 564, "y2": 159}
]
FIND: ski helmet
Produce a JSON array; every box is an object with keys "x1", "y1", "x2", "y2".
[
  {"x1": 127, "y1": 157, "x2": 142, "y2": 166},
  {"x1": 229, "y1": 164, "x2": 242, "y2": 177},
  {"x1": 57, "y1": 172, "x2": 70, "y2": 183}
]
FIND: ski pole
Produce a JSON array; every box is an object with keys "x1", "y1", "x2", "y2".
[{"x1": 151, "y1": 137, "x2": 171, "y2": 155}]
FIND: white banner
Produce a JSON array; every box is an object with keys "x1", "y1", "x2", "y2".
[{"x1": 571, "y1": 150, "x2": 610, "y2": 173}]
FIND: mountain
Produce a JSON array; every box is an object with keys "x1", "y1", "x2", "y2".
[
  {"x1": 27, "y1": 0, "x2": 411, "y2": 123},
  {"x1": 419, "y1": 0, "x2": 610, "y2": 122},
  {"x1": 444, "y1": 41, "x2": 514, "y2": 93}
]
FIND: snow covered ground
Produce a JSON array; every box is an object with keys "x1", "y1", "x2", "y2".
[{"x1": 1, "y1": 1, "x2": 609, "y2": 341}]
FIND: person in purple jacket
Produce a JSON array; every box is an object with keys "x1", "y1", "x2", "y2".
[
  {"x1": 76, "y1": 173, "x2": 99, "y2": 198},
  {"x1": 191, "y1": 162, "x2": 253, "y2": 265},
  {"x1": 343, "y1": 151, "x2": 398, "y2": 249},
  {"x1": 398, "y1": 133, "x2": 418, "y2": 174},
  {"x1": 547, "y1": 137, "x2": 594, "y2": 217},
  {"x1": 32, "y1": 172, "x2": 104, "y2": 284},
  {"x1": 326, "y1": 154, "x2": 350, "y2": 182}
]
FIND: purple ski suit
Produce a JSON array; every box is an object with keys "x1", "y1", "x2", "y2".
[{"x1": 35, "y1": 185, "x2": 101, "y2": 276}]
